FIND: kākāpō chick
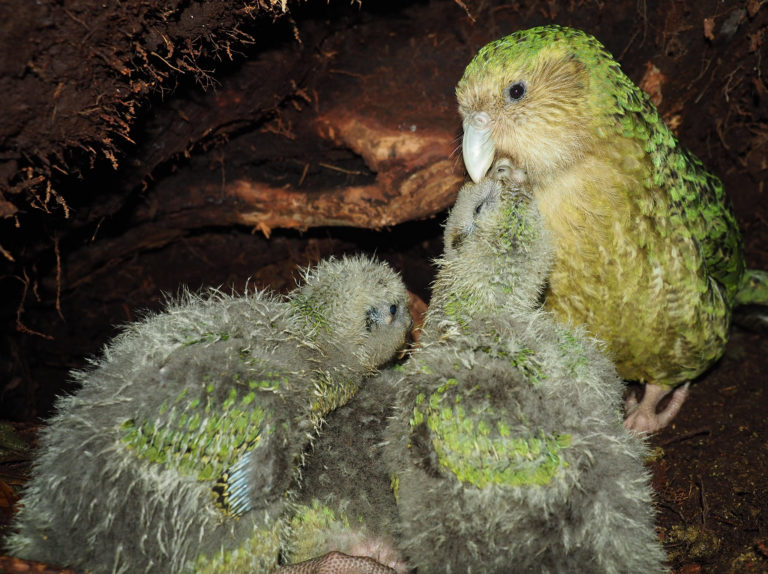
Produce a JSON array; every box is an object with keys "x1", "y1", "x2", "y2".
[
  {"x1": 457, "y1": 25, "x2": 768, "y2": 433},
  {"x1": 384, "y1": 163, "x2": 668, "y2": 573},
  {"x1": 274, "y1": 368, "x2": 407, "y2": 574},
  {"x1": 4, "y1": 254, "x2": 411, "y2": 574}
]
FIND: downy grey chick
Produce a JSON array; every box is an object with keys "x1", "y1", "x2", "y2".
[
  {"x1": 384, "y1": 162, "x2": 668, "y2": 573},
  {"x1": 276, "y1": 366, "x2": 406, "y2": 574},
  {"x1": 5, "y1": 254, "x2": 410, "y2": 574}
]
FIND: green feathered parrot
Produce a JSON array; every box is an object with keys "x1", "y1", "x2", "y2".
[{"x1": 457, "y1": 25, "x2": 767, "y2": 433}]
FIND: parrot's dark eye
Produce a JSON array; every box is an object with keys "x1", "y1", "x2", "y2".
[
  {"x1": 474, "y1": 187, "x2": 498, "y2": 218},
  {"x1": 389, "y1": 304, "x2": 398, "y2": 316},
  {"x1": 506, "y1": 81, "x2": 527, "y2": 102}
]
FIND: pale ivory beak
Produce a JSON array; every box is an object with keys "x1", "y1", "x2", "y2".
[{"x1": 462, "y1": 112, "x2": 496, "y2": 183}]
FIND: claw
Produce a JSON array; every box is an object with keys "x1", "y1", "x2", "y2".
[{"x1": 623, "y1": 382, "x2": 690, "y2": 434}]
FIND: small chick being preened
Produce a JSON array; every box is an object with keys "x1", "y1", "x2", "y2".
[
  {"x1": 275, "y1": 368, "x2": 406, "y2": 574},
  {"x1": 5, "y1": 255, "x2": 410, "y2": 574},
  {"x1": 385, "y1": 162, "x2": 668, "y2": 572}
]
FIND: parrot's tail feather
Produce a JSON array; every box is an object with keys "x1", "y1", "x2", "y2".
[
  {"x1": 732, "y1": 304, "x2": 768, "y2": 334},
  {"x1": 735, "y1": 269, "x2": 768, "y2": 306},
  {"x1": 733, "y1": 269, "x2": 768, "y2": 333}
]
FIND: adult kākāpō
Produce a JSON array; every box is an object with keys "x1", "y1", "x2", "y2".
[
  {"x1": 457, "y1": 25, "x2": 768, "y2": 433},
  {"x1": 4, "y1": 254, "x2": 410, "y2": 574}
]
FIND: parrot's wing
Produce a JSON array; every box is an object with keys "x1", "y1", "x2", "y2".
[
  {"x1": 121, "y1": 338, "x2": 294, "y2": 516},
  {"x1": 407, "y1": 368, "x2": 572, "y2": 490},
  {"x1": 213, "y1": 423, "x2": 293, "y2": 517},
  {"x1": 615, "y1": 73, "x2": 745, "y2": 302},
  {"x1": 637, "y1": 104, "x2": 746, "y2": 302},
  {"x1": 678, "y1": 150, "x2": 744, "y2": 300}
]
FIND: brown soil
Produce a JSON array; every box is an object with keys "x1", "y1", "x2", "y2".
[{"x1": 1, "y1": 1, "x2": 767, "y2": 573}]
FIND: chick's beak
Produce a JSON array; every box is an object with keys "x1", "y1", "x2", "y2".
[{"x1": 462, "y1": 111, "x2": 496, "y2": 183}]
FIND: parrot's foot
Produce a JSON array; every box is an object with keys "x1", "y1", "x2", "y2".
[
  {"x1": 624, "y1": 382, "x2": 690, "y2": 434},
  {"x1": 273, "y1": 551, "x2": 397, "y2": 574}
]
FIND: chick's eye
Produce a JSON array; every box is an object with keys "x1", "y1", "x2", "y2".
[
  {"x1": 506, "y1": 81, "x2": 526, "y2": 102},
  {"x1": 389, "y1": 304, "x2": 398, "y2": 316},
  {"x1": 474, "y1": 191, "x2": 496, "y2": 218}
]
